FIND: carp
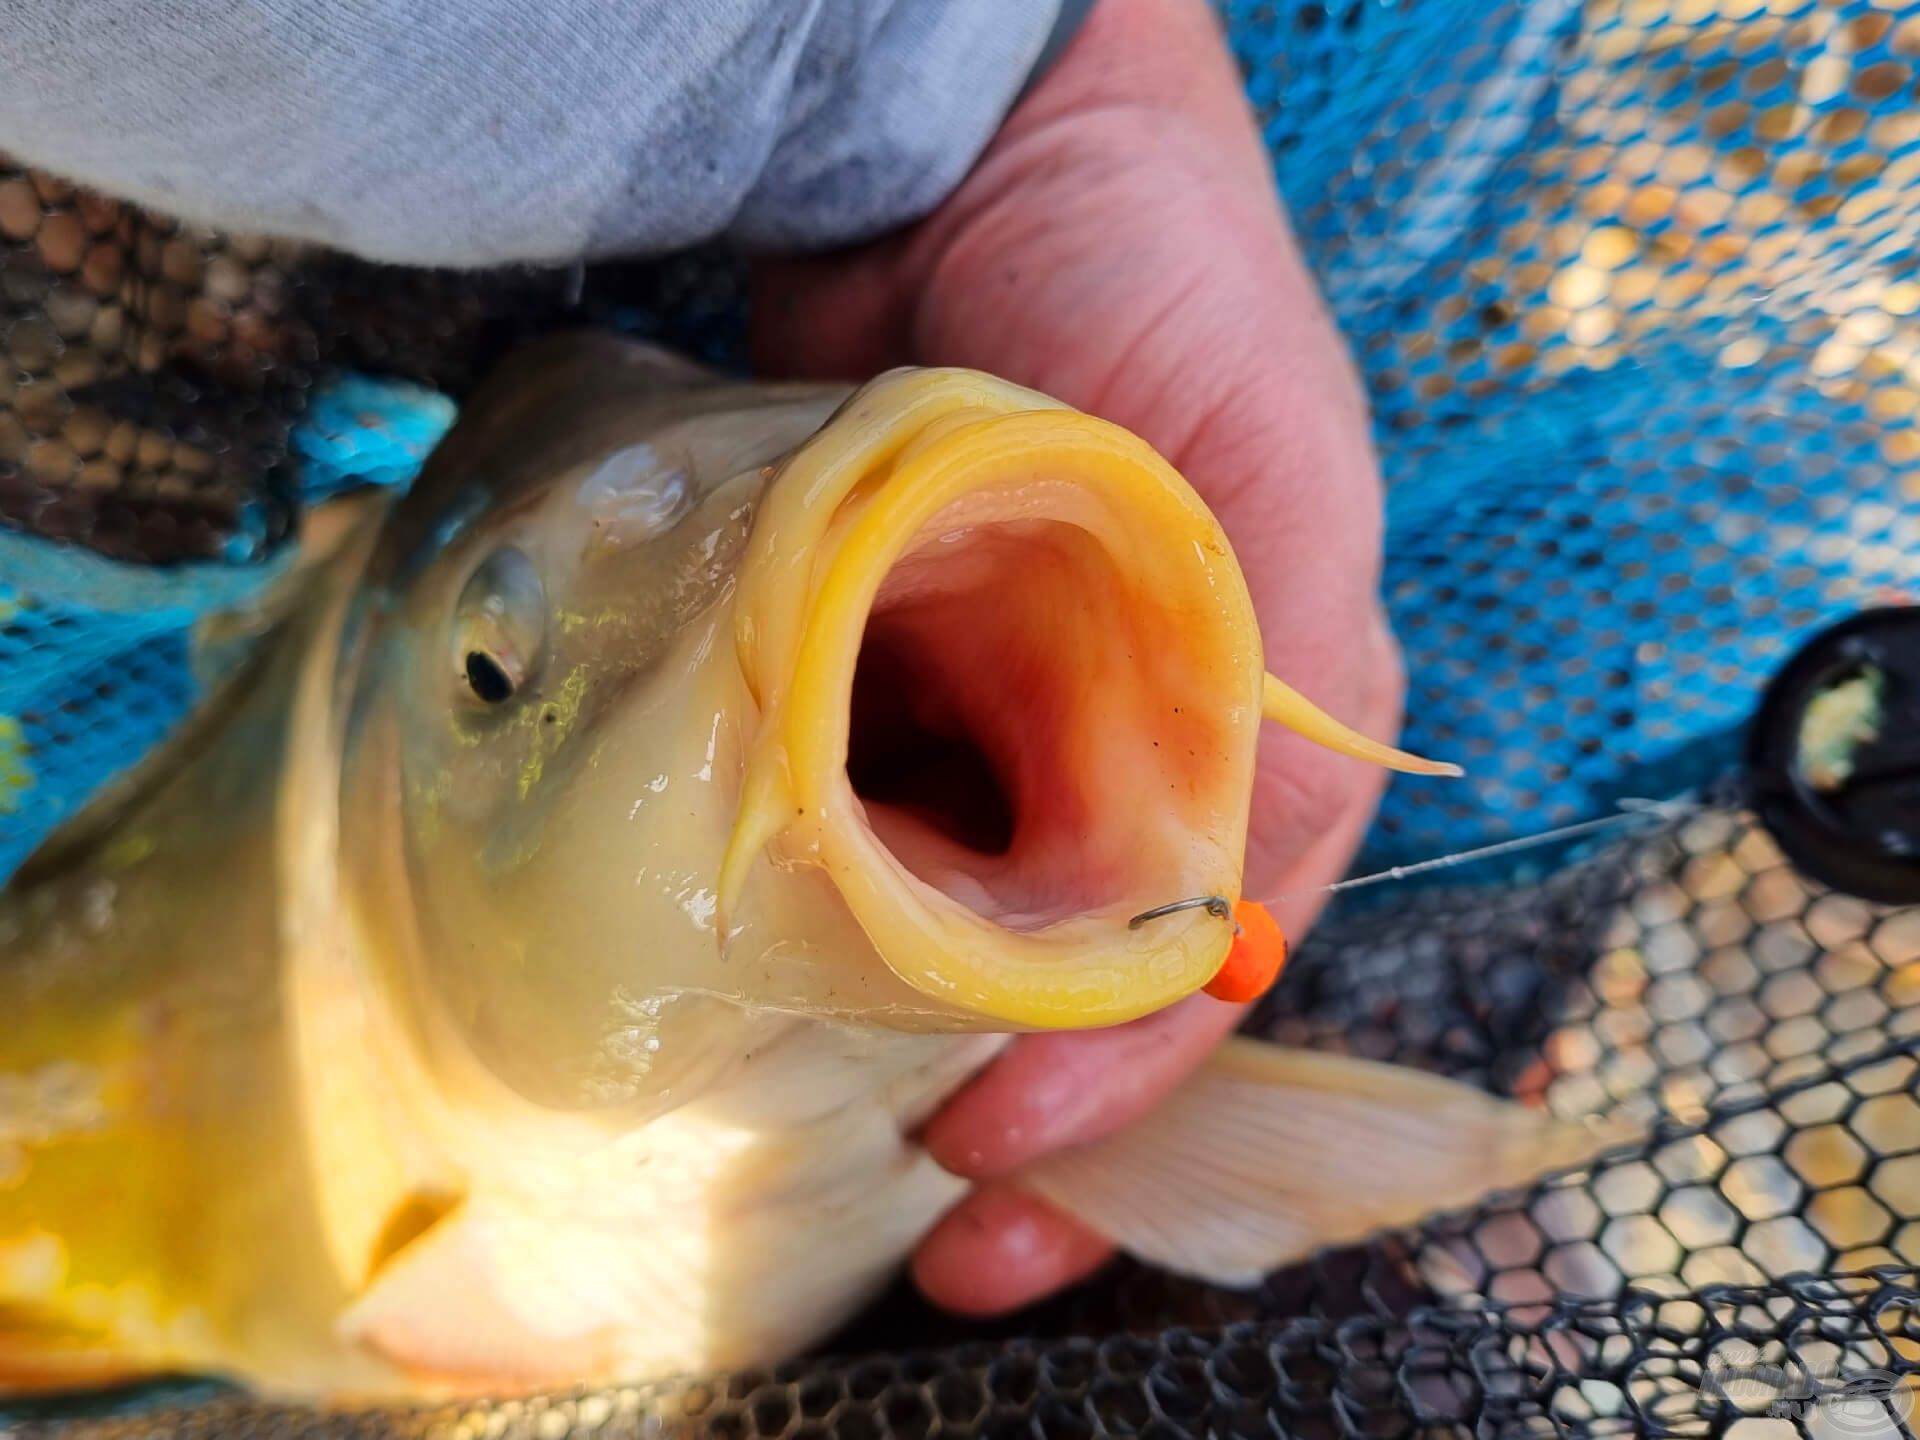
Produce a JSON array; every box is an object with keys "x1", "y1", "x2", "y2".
[{"x1": 0, "y1": 336, "x2": 1616, "y2": 1399}]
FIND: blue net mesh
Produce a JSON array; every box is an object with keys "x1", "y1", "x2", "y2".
[
  {"x1": 0, "y1": 376, "x2": 450, "y2": 879},
  {"x1": 3, "y1": 0, "x2": 1919, "y2": 888},
  {"x1": 1225, "y1": 0, "x2": 1920, "y2": 872}
]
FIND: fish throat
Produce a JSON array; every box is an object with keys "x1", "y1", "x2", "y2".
[{"x1": 848, "y1": 511, "x2": 1176, "y2": 933}]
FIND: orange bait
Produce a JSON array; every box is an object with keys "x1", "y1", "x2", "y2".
[{"x1": 1204, "y1": 900, "x2": 1288, "y2": 1003}]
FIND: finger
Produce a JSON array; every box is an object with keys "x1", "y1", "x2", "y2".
[
  {"x1": 911, "y1": 763, "x2": 1388, "y2": 1316},
  {"x1": 921, "y1": 695, "x2": 1391, "y2": 1183},
  {"x1": 910, "y1": 1183, "x2": 1113, "y2": 1316},
  {"x1": 922, "y1": 988, "x2": 1249, "y2": 1179}
]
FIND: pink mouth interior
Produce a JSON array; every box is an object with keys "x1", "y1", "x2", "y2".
[{"x1": 847, "y1": 515, "x2": 1208, "y2": 932}]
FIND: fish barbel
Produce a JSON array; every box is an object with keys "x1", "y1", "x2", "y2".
[{"x1": 0, "y1": 335, "x2": 1619, "y2": 1401}]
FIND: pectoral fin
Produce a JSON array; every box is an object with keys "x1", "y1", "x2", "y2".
[{"x1": 1017, "y1": 1038, "x2": 1631, "y2": 1286}]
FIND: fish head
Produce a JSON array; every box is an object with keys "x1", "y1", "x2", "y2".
[
  {"x1": 333, "y1": 335, "x2": 1267, "y2": 1108},
  {"x1": 333, "y1": 334, "x2": 848, "y2": 1104}
]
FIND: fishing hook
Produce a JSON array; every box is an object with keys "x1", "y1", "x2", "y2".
[{"x1": 1128, "y1": 894, "x2": 1236, "y2": 930}]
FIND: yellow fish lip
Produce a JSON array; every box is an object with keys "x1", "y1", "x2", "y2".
[{"x1": 720, "y1": 369, "x2": 1264, "y2": 1030}]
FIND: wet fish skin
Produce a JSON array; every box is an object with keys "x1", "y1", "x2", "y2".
[
  {"x1": 2, "y1": 335, "x2": 1604, "y2": 1402},
  {"x1": 0, "y1": 336, "x2": 1251, "y2": 1397}
]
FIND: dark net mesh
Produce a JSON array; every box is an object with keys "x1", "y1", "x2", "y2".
[
  {"x1": 13, "y1": 1270, "x2": 1919, "y2": 1440},
  {"x1": 8, "y1": 0, "x2": 1920, "y2": 1437},
  {"x1": 15, "y1": 799, "x2": 1920, "y2": 1437}
]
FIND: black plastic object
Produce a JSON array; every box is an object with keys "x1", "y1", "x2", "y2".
[{"x1": 1748, "y1": 605, "x2": 1920, "y2": 906}]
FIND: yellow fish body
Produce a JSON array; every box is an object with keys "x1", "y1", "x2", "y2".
[{"x1": 0, "y1": 336, "x2": 1607, "y2": 1401}]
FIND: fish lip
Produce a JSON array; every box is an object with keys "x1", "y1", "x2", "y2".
[{"x1": 729, "y1": 375, "x2": 1265, "y2": 1031}]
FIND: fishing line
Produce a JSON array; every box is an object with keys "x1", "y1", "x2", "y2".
[
  {"x1": 1264, "y1": 793, "x2": 1705, "y2": 906},
  {"x1": 1129, "y1": 795, "x2": 1706, "y2": 932}
]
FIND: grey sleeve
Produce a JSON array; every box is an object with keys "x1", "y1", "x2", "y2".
[{"x1": 0, "y1": 0, "x2": 1073, "y2": 269}]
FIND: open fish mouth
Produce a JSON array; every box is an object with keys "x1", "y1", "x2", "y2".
[
  {"x1": 847, "y1": 507, "x2": 1160, "y2": 929},
  {"x1": 720, "y1": 371, "x2": 1267, "y2": 1031}
]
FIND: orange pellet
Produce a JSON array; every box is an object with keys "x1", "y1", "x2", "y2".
[{"x1": 1203, "y1": 900, "x2": 1288, "y2": 1003}]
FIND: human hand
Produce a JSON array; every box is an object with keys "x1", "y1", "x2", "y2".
[{"x1": 751, "y1": 0, "x2": 1404, "y2": 1315}]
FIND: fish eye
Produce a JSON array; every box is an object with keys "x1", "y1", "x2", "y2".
[
  {"x1": 453, "y1": 546, "x2": 545, "y2": 706},
  {"x1": 464, "y1": 650, "x2": 517, "y2": 703}
]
